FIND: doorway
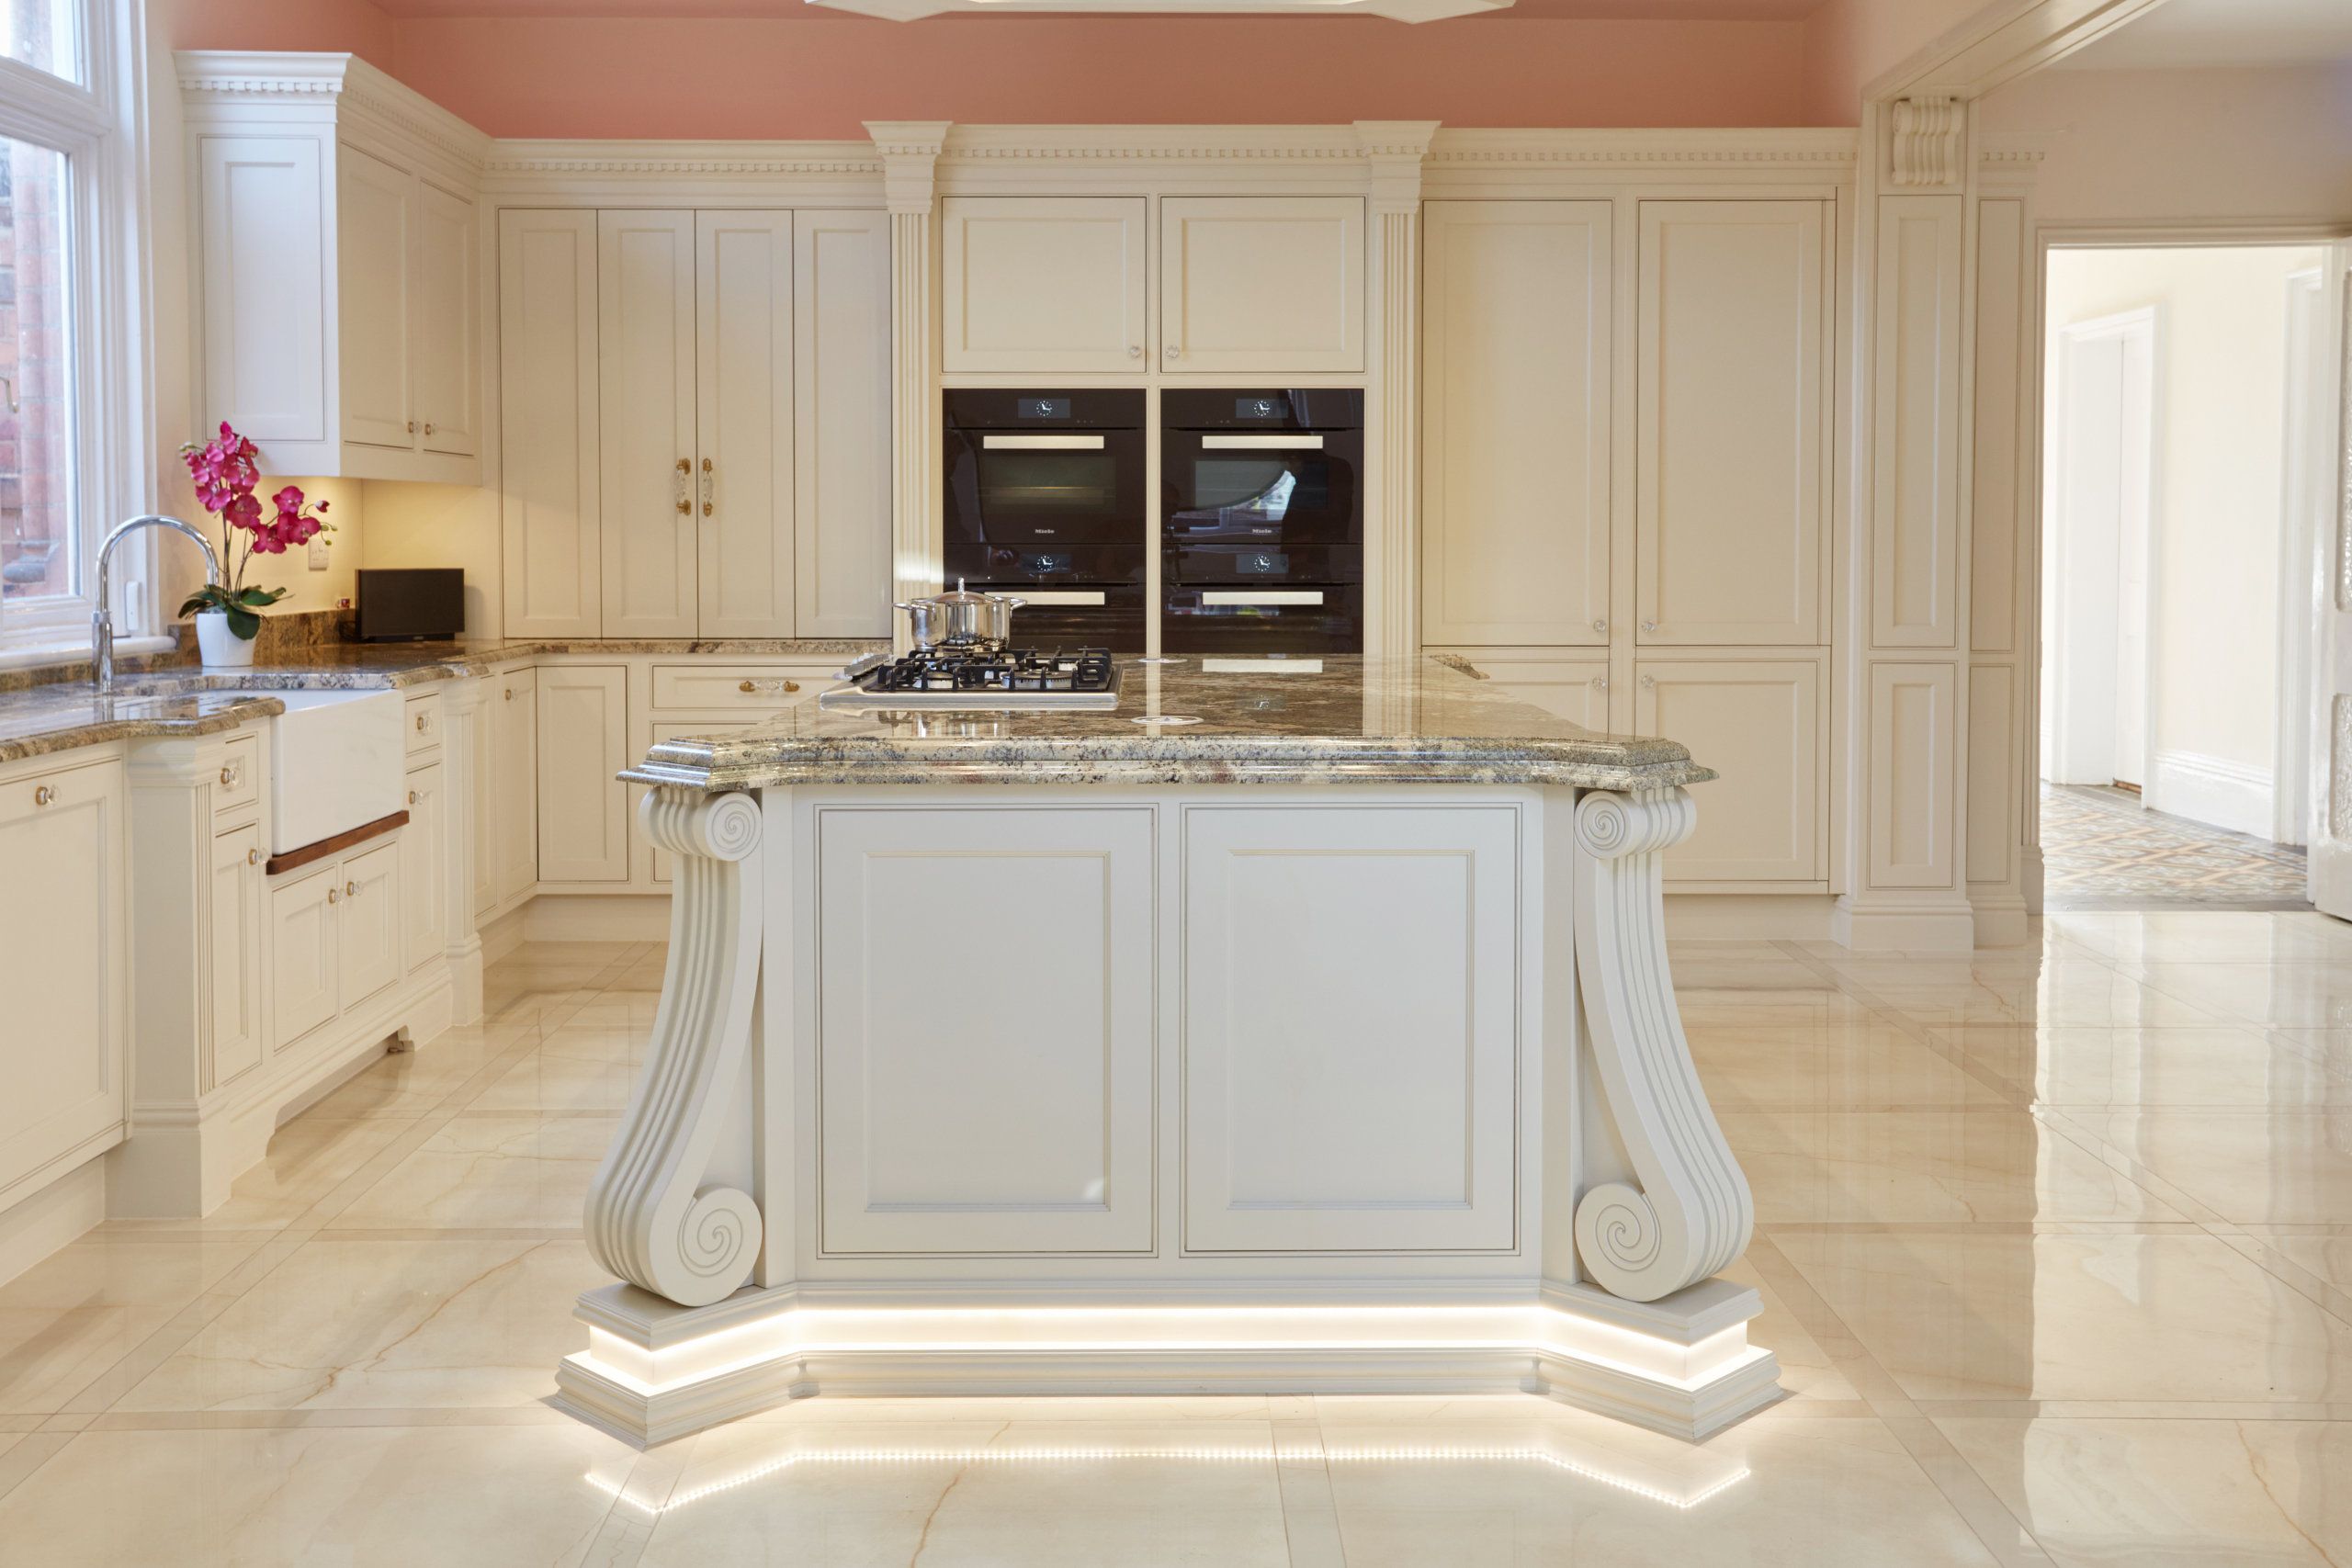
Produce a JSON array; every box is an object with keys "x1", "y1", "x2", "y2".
[{"x1": 2037, "y1": 243, "x2": 2328, "y2": 908}]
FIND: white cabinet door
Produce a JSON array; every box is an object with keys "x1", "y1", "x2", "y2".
[
  {"x1": 196, "y1": 135, "x2": 326, "y2": 447},
  {"x1": 338, "y1": 841, "x2": 402, "y2": 1010},
  {"x1": 1635, "y1": 200, "x2": 1826, "y2": 646},
  {"x1": 1634, "y1": 659, "x2": 1825, "y2": 885},
  {"x1": 1182, "y1": 805, "x2": 1520, "y2": 1253},
  {"x1": 209, "y1": 822, "x2": 266, "y2": 1091},
  {"x1": 494, "y1": 671, "x2": 539, "y2": 905},
  {"x1": 535, "y1": 665, "x2": 629, "y2": 884},
  {"x1": 469, "y1": 688, "x2": 499, "y2": 917},
  {"x1": 695, "y1": 211, "x2": 796, "y2": 637},
  {"x1": 794, "y1": 209, "x2": 892, "y2": 638},
  {"x1": 0, "y1": 761, "x2": 126, "y2": 1196},
  {"x1": 818, "y1": 807, "x2": 1156, "y2": 1255},
  {"x1": 499, "y1": 209, "x2": 602, "y2": 637},
  {"x1": 400, "y1": 761, "x2": 447, "y2": 973},
  {"x1": 1421, "y1": 201, "x2": 1611, "y2": 648},
  {"x1": 940, "y1": 196, "x2": 1148, "y2": 374},
  {"x1": 414, "y1": 179, "x2": 479, "y2": 457},
  {"x1": 1160, "y1": 197, "x2": 1363, "y2": 375},
  {"x1": 599, "y1": 210, "x2": 699, "y2": 637},
  {"x1": 336, "y1": 143, "x2": 416, "y2": 452},
  {"x1": 1428, "y1": 651, "x2": 1611, "y2": 731},
  {"x1": 269, "y1": 866, "x2": 339, "y2": 1050}
]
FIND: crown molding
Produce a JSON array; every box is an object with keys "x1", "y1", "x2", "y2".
[
  {"x1": 938, "y1": 122, "x2": 1375, "y2": 164},
  {"x1": 176, "y1": 51, "x2": 490, "y2": 167},
  {"x1": 482, "y1": 140, "x2": 881, "y2": 176},
  {"x1": 1976, "y1": 130, "x2": 2054, "y2": 167},
  {"x1": 1428, "y1": 127, "x2": 1859, "y2": 170}
]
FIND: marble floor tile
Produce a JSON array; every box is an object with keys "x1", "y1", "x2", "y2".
[
  {"x1": 469, "y1": 1048, "x2": 644, "y2": 1112},
  {"x1": 1930, "y1": 1025, "x2": 2352, "y2": 1108},
  {"x1": 2042, "y1": 911, "x2": 2352, "y2": 967},
  {"x1": 1935, "y1": 1416, "x2": 2352, "y2": 1567},
  {"x1": 1773, "y1": 1229, "x2": 2352, "y2": 1404},
  {"x1": 96, "y1": 1112, "x2": 415, "y2": 1235},
  {"x1": 1689, "y1": 1021, "x2": 2006, "y2": 1111},
  {"x1": 2069, "y1": 1109, "x2": 2352, "y2": 1224},
  {"x1": 2233, "y1": 1227, "x2": 2352, "y2": 1293},
  {"x1": 330, "y1": 1114, "x2": 612, "y2": 1231},
  {"x1": 2129, "y1": 963, "x2": 2352, "y2": 1031},
  {"x1": 0, "y1": 1237, "x2": 263, "y2": 1415}
]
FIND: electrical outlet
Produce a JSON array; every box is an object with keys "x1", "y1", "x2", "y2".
[{"x1": 308, "y1": 536, "x2": 330, "y2": 570}]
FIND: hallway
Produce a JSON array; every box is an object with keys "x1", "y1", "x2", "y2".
[{"x1": 2041, "y1": 783, "x2": 2311, "y2": 909}]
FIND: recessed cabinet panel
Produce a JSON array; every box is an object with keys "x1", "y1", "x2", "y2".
[
  {"x1": 0, "y1": 761, "x2": 125, "y2": 1195},
  {"x1": 415, "y1": 180, "x2": 480, "y2": 457},
  {"x1": 335, "y1": 144, "x2": 415, "y2": 452},
  {"x1": 1182, "y1": 805, "x2": 1520, "y2": 1253},
  {"x1": 401, "y1": 762, "x2": 447, "y2": 972},
  {"x1": 1426, "y1": 651, "x2": 1611, "y2": 731},
  {"x1": 208, "y1": 823, "x2": 266, "y2": 1091},
  {"x1": 269, "y1": 868, "x2": 339, "y2": 1050},
  {"x1": 536, "y1": 665, "x2": 630, "y2": 884},
  {"x1": 494, "y1": 671, "x2": 539, "y2": 905},
  {"x1": 197, "y1": 136, "x2": 326, "y2": 445},
  {"x1": 819, "y1": 807, "x2": 1156, "y2": 1254},
  {"x1": 1635, "y1": 201, "x2": 1826, "y2": 646},
  {"x1": 1160, "y1": 197, "x2": 1363, "y2": 374},
  {"x1": 499, "y1": 209, "x2": 602, "y2": 637},
  {"x1": 470, "y1": 691, "x2": 498, "y2": 917},
  {"x1": 942, "y1": 197, "x2": 1148, "y2": 374},
  {"x1": 696, "y1": 212, "x2": 796, "y2": 638},
  {"x1": 1634, "y1": 660, "x2": 1824, "y2": 884},
  {"x1": 794, "y1": 209, "x2": 892, "y2": 637},
  {"x1": 599, "y1": 210, "x2": 699, "y2": 637},
  {"x1": 338, "y1": 841, "x2": 402, "y2": 1010},
  {"x1": 1421, "y1": 201, "x2": 1611, "y2": 648}
]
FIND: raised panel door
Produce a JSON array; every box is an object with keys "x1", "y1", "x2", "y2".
[
  {"x1": 197, "y1": 135, "x2": 325, "y2": 446},
  {"x1": 499, "y1": 209, "x2": 602, "y2": 637},
  {"x1": 1182, "y1": 804, "x2": 1520, "y2": 1253},
  {"x1": 269, "y1": 866, "x2": 339, "y2": 1050},
  {"x1": 1634, "y1": 200, "x2": 1826, "y2": 646},
  {"x1": 535, "y1": 665, "x2": 629, "y2": 884},
  {"x1": 695, "y1": 211, "x2": 795, "y2": 637},
  {"x1": 338, "y1": 842, "x2": 401, "y2": 1010},
  {"x1": 414, "y1": 179, "x2": 479, "y2": 457},
  {"x1": 336, "y1": 144, "x2": 416, "y2": 451},
  {"x1": 794, "y1": 209, "x2": 891, "y2": 637},
  {"x1": 1421, "y1": 201, "x2": 1611, "y2": 647},
  {"x1": 1160, "y1": 197, "x2": 1363, "y2": 375},
  {"x1": 0, "y1": 761, "x2": 126, "y2": 1195},
  {"x1": 1633, "y1": 659, "x2": 1824, "y2": 884},
  {"x1": 598, "y1": 210, "x2": 698, "y2": 637},
  {"x1": 401, "y1": 762, "x2": 447, "y2": 972},
  {"x1": 818, "y1": 807, "x2": 1156, "y2": 1255},
  {"x1": 208, "y1": 823, "x2": 266, "y2": 1091},
  {"x1": 469, "y1": 689, "x2": 498, "y2": 917},
  {"x1": 940, "y1": 196, "x2": 1147, "y2": 374},
  {"x1": 1426, "y1": 651, "x2": 1610, "y2": 731},
  {"x1": 494, "y1": 671, "x2": 538, "y2": 905}
]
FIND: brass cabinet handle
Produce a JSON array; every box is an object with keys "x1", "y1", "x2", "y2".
[
  {"x1": 31, "y1": 784, "x2": 55, "y2": 807},
  {"x1": 674, "y1": 457, "x2": 691, "y2": 515},
  {"x1": 738, "y1": 678, "x2": 801, "y2": 694},
  {"x1": 246, "y1": 847, "x2": 260, "y2": 866},
  {"x1": 700, "y1": 457, "x2": 715, "y2": 518}
]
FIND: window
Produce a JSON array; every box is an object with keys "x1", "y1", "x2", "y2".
[{"x1": 0, "y1": 0, "x2": 138, "y2": 649}]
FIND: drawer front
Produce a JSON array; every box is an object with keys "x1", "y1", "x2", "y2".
[
  {"x1": 404, "y1": 692, "x2": 445, "y2": 755},
  {"x1": 650, "y1": 664, "x2": 835, "y2": 710},
  {"x1": 213, "y1": 730, "x2": 261, "y2": 817}
]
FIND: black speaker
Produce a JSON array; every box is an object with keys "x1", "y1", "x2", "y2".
[{"x1": 354, "y1": 569, "x2": 464, "y2": 643}]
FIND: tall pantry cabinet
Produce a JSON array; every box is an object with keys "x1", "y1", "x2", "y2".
[
  {"x1": 1420, "y1": 197, "x2": 1835, "y2": 892},
  {"x1": 500, "y1": 208, "x2": 893, "y2": 640}
]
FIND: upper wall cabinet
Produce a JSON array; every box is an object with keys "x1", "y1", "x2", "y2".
[
  {"x1": 179, "y1": 53, "x2": 489, "y2": 484},
  {"x1": 1161, "y1": 197, "x2": 1363, "y2": 375},
  {"x1": 942, "y1": 197, "x2": 1148, "y2": 375},
  {"x1": 1634, "y1": 200, "x2": 1828, "y2": 646}
]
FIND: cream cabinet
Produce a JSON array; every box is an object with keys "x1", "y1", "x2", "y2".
[
  {"x1": 942, "y1": 197, "x2": 1148, "y2": 374},
  {"x1": 269, "y1": 867, "x2": 341, "y2": 1048},
  {"x1": 337, "y1": 842, "x2": 403, "y2": 1009},
  {"x1": 1160, "y1": 197, "x2": 1364, "y2": 374},
  {"x1": 1421, "y1": 201, "x2": 1611, "y2": 647},
  {"x1": 469, "y1": 688, "x2": 499, "y2": 918},
  {"x1": 537, "y1": 665, "x2": 631, "y2": 885},
  {"x1": 1428, "y1": 650, "x2": 1611, "y2": 731},
  {"x1": 0, "y1": 757, "x2": 127, "y2": 1204},
  {"x1": 183, "y1": 52, "x2": 482, "y2": 484},
  {"x1": 208, "y1": 822, "x2": 267, "y2": 1090},
  {"x1": 1634, "y1": 200, "x2": 1828, "y2": 647},
  {"x1": 493, "y1": 671, "x2": 539, "y2": 907},
  {"x1": 400, "y1": 761, "x2": 447, "y2": 973},
  {"x1": 1634, "y1": 660, "x2": 1826, "y2": 886},
  {"x1": 503, "y1": 208, "x2": 891, "y2": 639}
]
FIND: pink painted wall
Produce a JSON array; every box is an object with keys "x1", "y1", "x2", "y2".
[
  {"x1": 168, "y1": 0, "x2": 398, "y2": 71},
  {"x1": 1799, "y1": 0, "x2": 1983, "y2": 124}
]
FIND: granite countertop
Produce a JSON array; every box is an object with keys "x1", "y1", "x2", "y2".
[
  {"x1": 623, "y1": 655, "x2": 1716, "y2": 791},
  {"x1": 0, "y1": 637, "x2": 884, "y2": 765}
]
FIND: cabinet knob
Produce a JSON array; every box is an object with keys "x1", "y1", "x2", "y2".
[
  {"x1": 31, "y1": 783, "x2": 55, "y2": 807},
  {"x1": 423, "y1": 423, "x2": 435, "y2": 436},
  {"x1": 327, "y1": 886, "x2": 340, "y2": 905},
  {"x1": 503, "y1": 688, "x2": 514, "y2": 702},
  {"x1": 405, "y1": 420, "x2": 416, "y2": 435},
  {"x1": 1641, "y1": 619, "x2": 1659, "y2": 634},
  {"x1": 1165, "y1": 345, "x2": 1180, "y2": 360},
  {"x1": 415, "y1": 711, "x2": 431, "y2": 732},
  {"x1": 345, "y1": 880, "x2": 358, "y2": 898},
  {"x1": 408, "y1": 789, "x2": 420, "y2": 807},
  {"x1": 220, "y1": 761, "x2": 241, "y2": 788},
  {"x1": 1128, "y1": 344, "x2": 1142, "y2": 358},
  {"x1": 1640, "y1": 673, "x2": 1656, "y2": 689},
  {"x1": 247, "y1": 847, "x2": 260, "y2": 866},
  {"x1": 1592, "y1": 618, "x2": 1606, "y2": 635},
  {"x1": 1590, "y1": 676, "x2": 1608, "y2": 692}
]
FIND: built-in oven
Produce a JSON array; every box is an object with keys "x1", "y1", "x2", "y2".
[
  {"x1": 944, "y1": 389, "x2": 1147, "y2": 649},
  {"x1": 1161, "y1": 389, "x2": 1363, "y2": 654}
]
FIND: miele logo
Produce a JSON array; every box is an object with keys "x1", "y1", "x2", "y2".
[{"x1": 1034, "y1": 528, "x2": 1057, "y2": 535}]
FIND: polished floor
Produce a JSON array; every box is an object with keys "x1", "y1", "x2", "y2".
[
  {"x1": 2040, "y1": 782, "x2": 2311, "y2": 908},
  {"x1": 3, "y1": 919, "x2": 2350, "y2": 1565}
]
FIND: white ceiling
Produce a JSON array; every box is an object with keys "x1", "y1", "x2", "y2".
[{"x1": 2062, "y1": 0, "x2": 2352, "y2": 70}]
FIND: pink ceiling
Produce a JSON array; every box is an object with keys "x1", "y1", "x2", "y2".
[{"x1": 361, "y1": 0, "x2": 1826, "y2": 17}]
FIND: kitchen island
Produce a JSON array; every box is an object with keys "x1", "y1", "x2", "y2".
[{"x1": 559, "y1": 655, "x2": 1780, "y2": 1445}]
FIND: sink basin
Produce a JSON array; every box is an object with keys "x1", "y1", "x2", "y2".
[{"x1": 215, "y1": 688, "x2": 405, "y2": 855}]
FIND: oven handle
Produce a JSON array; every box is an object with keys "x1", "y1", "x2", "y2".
[
  {"x1": 1199, "y1": 434, "x2": 1326, "y2": 450},
  {"x1": 1015, "y1": 590, "x2": 1109, "y2": 606},
  {"x1": 981, "y1": 434, "x2": 1107, "y2": 450},
  {"x1": 1201, "y1": 590, "x2": 1326, "y2": 606}
]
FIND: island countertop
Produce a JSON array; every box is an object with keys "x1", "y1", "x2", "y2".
[{"x1": 621, "y1": 654, "x2": 1716, "y2": 791}]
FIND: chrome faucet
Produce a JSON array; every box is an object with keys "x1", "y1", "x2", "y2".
[{"x1": 93, "y1": 515, "x2": 220, "y2": 689}]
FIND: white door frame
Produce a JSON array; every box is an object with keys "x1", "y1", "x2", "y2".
[
  {"x1": 2044, "y1": 303, "x2": 2159, "y2": 793},
  {"x1": 2278, "y1": 265, "x2": 2327, "y2": 846}
]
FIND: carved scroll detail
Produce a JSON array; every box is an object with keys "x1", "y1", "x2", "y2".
[
  {"x1": 1571, "y1": 788, "x2": 1754, "y2": 1303},
  {"x1": 585, "y1": 789, "x2": 765, "y2": 1307}
]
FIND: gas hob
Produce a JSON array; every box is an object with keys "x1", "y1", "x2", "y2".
[{"x1": 818, "y1": 646, "x2": 1122, "y2": 711}]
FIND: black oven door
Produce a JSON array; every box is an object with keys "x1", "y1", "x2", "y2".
[
  {"x1": 1162, "y1": 426, "x2": 1363, "y2": 583},
  {"x1": 1163, "y1": 583, "x2": 1363, "y2": 655},
  {"x1": 944, "y1": 391, "x2": 1145, "y2": 554}
]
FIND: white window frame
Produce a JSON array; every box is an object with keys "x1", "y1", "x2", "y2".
[{"x1": 0, "y1": 0, "x2": 153, "y2": 651}]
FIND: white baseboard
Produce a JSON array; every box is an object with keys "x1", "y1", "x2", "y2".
[
  {"x1": 1831, "y1": 895, "x2": 1980, "y2": 953},
  {"x1": 2148, "y1": 750, "x2": 2276, "y2": 840},
  {"x1": 1660, "y1": 894, "x2": 1839, "y2": 941},
  {"x1": 0, "y1": 1154, "x2": 106, "y2": 1288}
]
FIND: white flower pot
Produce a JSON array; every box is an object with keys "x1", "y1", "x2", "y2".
[{"x1": 195, "y1": 609, "x2": 259, "y2": 668}]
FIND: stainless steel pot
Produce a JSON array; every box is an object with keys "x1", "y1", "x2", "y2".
[{"x1": 895, "y1": 581, "x2": 1024, "y2": 649}]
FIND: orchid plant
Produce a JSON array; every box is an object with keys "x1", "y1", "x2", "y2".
[{"x1": 175, "y1": 423, "x2": 334, "y2": 640}]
